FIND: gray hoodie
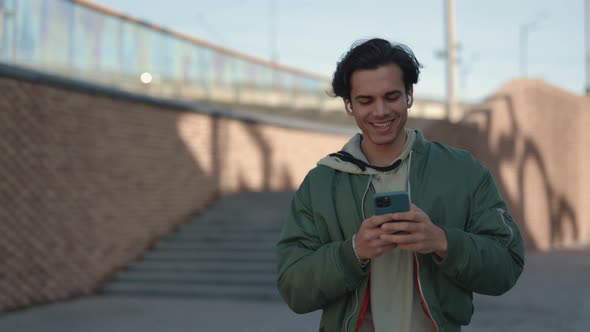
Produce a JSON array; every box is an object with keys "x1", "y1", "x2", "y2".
[{"x1": 317, "y1": 128, "x2": 432, "y2": 332}]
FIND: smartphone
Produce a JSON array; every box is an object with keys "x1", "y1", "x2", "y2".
[{"x1": 374, "y1": 191, "x2": 410, "y2": 216}]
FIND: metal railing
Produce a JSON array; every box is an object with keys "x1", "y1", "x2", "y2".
[{"x1": 0, "y1": 0, "x2": 339, "y2": 112}]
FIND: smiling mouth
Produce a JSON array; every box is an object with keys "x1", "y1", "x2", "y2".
[{"x1": 372, "y1": 120, "x2": 393, "y2": 128}]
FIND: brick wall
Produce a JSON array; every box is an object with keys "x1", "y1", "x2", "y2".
[
  {"x1": 1, "y1": 74, "x2": 588, "y2": 311},
  {"x1": 0, "y1": 77, "x2": 222, "y2": 309},
  {"x1": 0, "y1": 75, "x2": 352, "y2": 311}
]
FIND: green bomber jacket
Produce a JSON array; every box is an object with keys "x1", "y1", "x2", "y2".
[{"x1": 276, "y1": 129, "x2": 525, "y2": 332}]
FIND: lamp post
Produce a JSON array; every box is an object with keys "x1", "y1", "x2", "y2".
[
  {"x1": 519, "y1": 14, "x2": 547, "y2": 77},
  {"x1": 0, "y1": 1, "x2": 10, "y2": 54},
  {"x1": 519, "y1": 22, "x2": 536, "y2": 77},
  {"x1": 444, "y1": 0, "x2": 456, "y2": 121},
  {"x1": 0, "y1": 2, "x2": 3, "y2": 46},
  {"x1": 269, "y1": 0, "x2": 278, "y2": 64},
  {"x1": 268, "y1": 0, "x2": 279, "y2": 90},
  {"x1": 585, "y1": 0, "x2": 589, "y2": 95}
]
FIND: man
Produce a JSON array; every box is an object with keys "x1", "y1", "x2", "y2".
[{"x1": 276, "y1": 38, "x2": 524, "y2": 332}]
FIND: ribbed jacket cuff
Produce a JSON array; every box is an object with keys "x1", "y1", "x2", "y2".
[{"x1": 431, "y1": 227, "x2": 467, "y2": 277}]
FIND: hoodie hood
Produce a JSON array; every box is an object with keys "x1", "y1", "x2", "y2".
[{"x1": 318, "y1": 128, "x2": 416, "y2": 175}]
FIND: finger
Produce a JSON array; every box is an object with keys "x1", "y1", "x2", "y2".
[
  {"x1": 367, "y1": 214, "x2": 395, "y2": 227},
  {"x1": 389, "y1": 210, "x2": 419, "y2": 222},
  {"x1": 393, "y1": 210, "x2": 430, "y2": 223},
  {"x1": 366, "y1": 228, "x2": 394, "y2": 246},
  {"x1": 368, "y1": 236, "x2": 395, "y2": 248},
  {"x1": 410, "y1": 203, "x2": 422, "y2": 212},
  {"x1": 380, "y1": 232, "x2": 423, "y2": 245},
  {"x1": 381, "y1": 221, "x2": 419, "y2": 233},
  {"x1": 390, "y1": 204, "x2": 425, "y2": 221},
  {"x1": 357, "y1": 228, "x2": 383, "y2": 243}
]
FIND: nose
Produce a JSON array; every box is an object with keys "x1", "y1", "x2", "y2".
[{"x1": 374, "y1": 99, "x2": 389, "y2": 117}]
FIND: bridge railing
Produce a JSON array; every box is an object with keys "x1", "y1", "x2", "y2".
[{"x1": 0, "y1": 0, "x2": 340, "y2": 112}]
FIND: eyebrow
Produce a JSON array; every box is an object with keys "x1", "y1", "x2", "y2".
[{"x1": 354, "y1": 89, "x2": 403, "y2": 100}]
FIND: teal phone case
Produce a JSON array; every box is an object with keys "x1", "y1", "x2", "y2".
[{"x1": 374, "y1": 191, "x2": 410, "y2": 215}]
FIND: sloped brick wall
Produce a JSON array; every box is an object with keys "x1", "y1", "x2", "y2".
[
  {"x1": 461, "y1": 79, "x2": 590, "y2": 250},
  {"x1": 0, "y1": 77, "x2": 219, "y2": 309},
  {"x1": 0, "y1": 75, "x2": 350, "y2": 311},
  {"x1": 1, "y1": 74, "x2": 588, "y2": 311}
]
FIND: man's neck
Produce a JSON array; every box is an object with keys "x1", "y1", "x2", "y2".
[{"x1": 361, "y1": 131, "x2": 407, "y2": 167}]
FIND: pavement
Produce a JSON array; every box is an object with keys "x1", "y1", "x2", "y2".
[
  {"x1": 1, "y1": 192, "x2": 589, "y2": 331},
  {"x1": 0, "y1": 296, "x2": 321, "y2": 332}
]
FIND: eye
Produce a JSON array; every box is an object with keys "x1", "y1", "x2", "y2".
[
  {"x1": 386, "y1": 94, "x2": 401, "y2": 101},
  {"x1": 357, "y1": 99, "x2": 372, "y2": 105}
]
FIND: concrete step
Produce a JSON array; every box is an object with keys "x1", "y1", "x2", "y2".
[
  {"x1": 140, "y1": 250, "x2": 276, "y2": 263},
  {"x1": 154, "y1": 241, "x2": 275, "y2": 252},
  {"x1": 100, "y1": 192, "x2": 294, "y2": 302},
  {"x1": 101, "y1": 282, "x2": 281, "y2": 301},
  {"x1": 126, "y1": 260, "x2": 276, "y2": 274},
  {"x1": 167, "y1": 231, "x2": 281, "y2": 242},
  {"x1": 191, "y1": 192, "x2": 293, "y2": 212},
  {"x1": 160, "y1": 236, "x2": 278, "y2": 248},
  {"x1": 188, "y1": 218, "x2": 283, "y2": 228},
  {"x1": 111, "y1": 270, "x2": 276, "y2": 285},
  {"x1": 177, "y1": 222, "x2": 283, "y2": 233}
]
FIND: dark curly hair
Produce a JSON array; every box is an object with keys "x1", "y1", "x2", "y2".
[{"x1": 331, "y1": 38, "x2": 422, "y2": 99}]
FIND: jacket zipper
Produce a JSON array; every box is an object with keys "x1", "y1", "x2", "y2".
[
  {"x1": 408, "y1": 150, "x2": 439, "y2": 330},
  {"x1": 496, "y1": 208, "x2": 514, "y2": 247},
  {"x1": 344, "y1": 289, "x2": 359, "y2": 332},
  {"x1": 361, "y1": 175, "x2": 373, "y2": 220},
  {"x1": 345, "y1": 175, "x2": 372, "y2": 332},
  {"x1": 414, "y1": 254, "x2": 440, "y2": 332}
]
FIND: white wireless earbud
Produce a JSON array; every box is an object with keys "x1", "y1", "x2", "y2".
[
  {"x1": 407, "y1": 95, "x2": 413, "y2": 105},
  {"x1": 346, "y1": 103, "x2": 353, "y2": 113}
]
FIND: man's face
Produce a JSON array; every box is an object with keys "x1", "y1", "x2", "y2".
[{"x1": 345, "y1": 64, "x2": 412, "y2": 155}]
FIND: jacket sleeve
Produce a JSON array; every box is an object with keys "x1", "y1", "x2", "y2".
[
  {"x1": 276, "y1": 175, "x2": 368, "y2": 314},
  {"x1": 433, "y1": 164, "x2": 525, "y2": 296}
]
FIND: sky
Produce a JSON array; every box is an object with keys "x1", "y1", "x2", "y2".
[{"x1": 91, "y1": 0, "x2": 588, "y2": 102}]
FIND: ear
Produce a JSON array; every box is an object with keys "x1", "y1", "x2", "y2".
[
  {"x1": 343, "y1": 98, "x2": 353, "y2": 116},
  {"x1": 406, "y1": 88, "x2": 414, "y2": 108}
]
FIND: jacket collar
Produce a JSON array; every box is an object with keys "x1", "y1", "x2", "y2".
[{"x1": 411, "y1": 129, "x2": 429, "y2": 155}]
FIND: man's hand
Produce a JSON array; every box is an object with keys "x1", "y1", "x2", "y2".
[
  {"x1": 379, "y1": 204, "x2": 448, "y2": 258},
  {"x1": 354, "y1": 214, "x2": 399, "y2": 260}
]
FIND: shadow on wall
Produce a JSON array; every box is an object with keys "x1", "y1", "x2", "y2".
[
  {"x1": 239, "y1": 122, "x2": 296, "y2": 192},
  {"x1": 460, "y1": 93, "x2": 579, "y2": 250},
  {"x1": 203, "y1": 79, "x2": 587, "y2": 252},
  {"x1": 240, "y1": 123, "x2": 273, "y2": 191},
  {"x1": 218, "y1": 84, "x2": 584, "y2": 252},
  {"x1": 409, "y1": 86, "x2": 582, "y2": 250},
  {"x1": 210, "y1": 118, "x2": 313, "y2": 195}
]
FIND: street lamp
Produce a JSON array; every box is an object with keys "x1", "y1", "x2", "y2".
[
  {"x1": 585, "y1": 0, "x2": 589, "y2": 95},
  {"x1": 0, "y1": 1, "x2": 13, "y2": 54},
  {"x1": 269, "y1": 0, "x2": 278, "y2": 63},
  {"x1": 435, "y1": 0, "x2": 459, "y2": 120},
  {"x1": 444, "y1": 0, "x2": 456, "y2": 121}
]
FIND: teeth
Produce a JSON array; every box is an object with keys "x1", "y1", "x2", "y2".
[{"x1": 373, "y1": 121, "x2": 392, "y2": 127}]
